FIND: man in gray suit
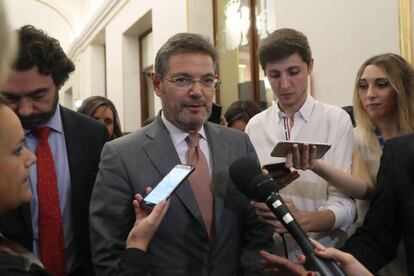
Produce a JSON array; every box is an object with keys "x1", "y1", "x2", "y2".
[{"x1": 89, "y1": 33, "x2": 274, "y2": 276}]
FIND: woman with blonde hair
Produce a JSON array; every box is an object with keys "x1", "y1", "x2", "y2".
[{"x1": 257, "y1": 53, "x2": 413, "y2": 275}]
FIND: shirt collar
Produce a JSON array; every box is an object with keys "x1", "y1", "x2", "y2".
[
  {"x1": 275, "y1": 95, "x2": 316, "y2": 123},
  {"x1": 24, "y1": 104, "x2": 64, "y2": 135},
  {"x1": 160, "y1": 111, "x2": 207, "y2": 145}
]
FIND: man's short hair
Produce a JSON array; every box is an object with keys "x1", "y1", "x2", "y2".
[
  {"x1": 13, "y1": 25, "x2": 75, "y2": 88},
  {"x1": 258, "y1": 28, "x2": 312, "y2": 70},
  {"x1": 154, "y1": 33, "x2": 218, "y2": 77}
]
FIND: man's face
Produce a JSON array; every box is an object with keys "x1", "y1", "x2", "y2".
[
  {"x1": 264, "y1": 53, "x2": 313, "y2": 112},
  {"x1": 153, "y1": 53, "x2": 216, "y2": 132},
  {"x1": 1, "y1": 67, "x2": 59, "y2": 130}
]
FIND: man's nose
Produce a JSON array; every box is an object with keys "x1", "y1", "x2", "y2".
[
  {"x1": 189, "y1": 80, "x2": 204, "y2": 97},
  {"x1": 280, "y1": 74, "x2": 291, "y2": 89},
  {"x1": 17, "y1": 98, "x2": 34, "y2": 116}
]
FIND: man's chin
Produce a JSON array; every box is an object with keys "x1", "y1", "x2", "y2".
[{"x1": 20, "y1": 116, "x2": 52, "y2": 130}]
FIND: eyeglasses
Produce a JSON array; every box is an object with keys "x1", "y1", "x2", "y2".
[{"x1": 165, "y1": 76, "x2": 221, "y2": 89}]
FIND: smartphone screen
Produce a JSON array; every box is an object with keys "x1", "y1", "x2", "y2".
[{"x1": 144, "y1": 164, "x2": 194, "y2": 207}]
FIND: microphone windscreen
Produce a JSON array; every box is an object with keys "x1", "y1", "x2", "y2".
[
  {"x1": 251, "y1": 174, "x2": 278, "y2": 201},
  {"x1": 229, "y1": 157, "x2": 262, "y2": 199}
]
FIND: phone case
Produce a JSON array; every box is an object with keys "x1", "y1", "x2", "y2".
[
  {"x1": 262, "y1": 162, "x2": 291, "y2": 175},
  {"x1": 271, "y1": 141, "x2": 331, "y2": 159},
  {"x1": 143, "y1": 164, "x2": 195, "y2": 207}
]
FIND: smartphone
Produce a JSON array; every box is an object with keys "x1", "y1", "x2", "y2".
[
  {"x1": 262, "y1": 162, "x2": 292, "y2": 177},
  {"x1": 208, "y1": 103, "x2": 222, "y2": 124},
  {"x1": 143, "y1": 164, "x2": 195, "y2": 208},
  {"x1": 271, "y1": 140, "x2": 332, "y2": 159}
]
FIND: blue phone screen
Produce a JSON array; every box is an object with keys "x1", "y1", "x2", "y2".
[{"x1": 144, "y1": 166, "x2": 192, "y2": 205}]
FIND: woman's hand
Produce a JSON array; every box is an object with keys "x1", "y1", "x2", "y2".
[{"x1": 126, "y1": 192, "x2": 170, "y2": 251}]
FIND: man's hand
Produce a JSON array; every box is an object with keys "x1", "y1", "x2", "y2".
[{"x1": 262, "y1": 168, "x2": 300, "y2": 190}]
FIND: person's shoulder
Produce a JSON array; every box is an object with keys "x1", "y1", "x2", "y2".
[
  {"x1": 386, "y1": 132, "x2": 414, "y2": 148},
  {"x1": 316, "y1": 100, "x2": 347, "y2": 116},
  {"x1": 205, "y1": 122, "x2": 248, "y2": 141},
  {"x1": 60, "y1": 105, "x2": 106, "y2": 130},
  {"x1": 110, "y1": 120, "x2": 159, "y2": 148},
  {"x1": 246, "y1": 105, "x2": 274, "y2": 127},
  {"x1": 314, "y1": 101, "x2": 351, "y2": 124}
]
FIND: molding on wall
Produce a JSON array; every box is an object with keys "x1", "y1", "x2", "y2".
[
  {"x1": 33, "y1": 0, "x2": 76, "y2": 34},
  {"x1": 67, "y1": 0, "x2": 128, "y2": 58},
  {"x1": 399, "y1": 0, "x2": 413, "y2": 63}
]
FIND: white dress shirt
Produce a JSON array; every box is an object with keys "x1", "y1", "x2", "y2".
[
  {"x1": 161, "y1": 112, "x2": 211, "y2": 173},
  {"x1": 245, "y1": 96, "x2": 356, "y2": 259}
]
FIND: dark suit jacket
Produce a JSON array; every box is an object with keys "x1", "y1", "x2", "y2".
[
  {"x1": 90, "y1": 116, "x2": 274, "y2": 276},
  {"x1": 0, "y1": 106, "x2": 109, "y2": 276},
  {"x1": 343, "y1": 133, "x2": 414, "y2": 275}
]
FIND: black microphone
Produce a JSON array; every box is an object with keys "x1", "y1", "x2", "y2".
[{"x1": 229, "y1": 157, "x2": 346, "y2": 276}]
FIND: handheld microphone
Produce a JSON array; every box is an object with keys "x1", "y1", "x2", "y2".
[{"x1": 229, "y1": 157, "x2": 346, "y2": 276}]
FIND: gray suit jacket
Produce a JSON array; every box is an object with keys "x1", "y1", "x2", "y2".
[{"x1": 90, "y1": 116, "x2": 274, "y2": 276}]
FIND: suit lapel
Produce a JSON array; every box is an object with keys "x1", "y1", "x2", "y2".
[
  {"x1": 60, "y1": 106, "x2": 83, "y2": 232},
  {"x1": 205, "y1": 123, "x2": 230, "y2": 235},
  {"x1": 143, "y1": 117, "x2": 204, "y2": 228}
]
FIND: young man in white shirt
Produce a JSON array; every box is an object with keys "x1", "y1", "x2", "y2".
[{"x1": 245, "y1": 28, "x2": 356, "y2": 260}]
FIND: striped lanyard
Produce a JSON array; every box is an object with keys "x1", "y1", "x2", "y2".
[
  {"x1": 374, "y1": 127, "x2": 385, "y2": 149},
  {"x1": 283, "y1": 117, "x2": 291, "y2": 140}
]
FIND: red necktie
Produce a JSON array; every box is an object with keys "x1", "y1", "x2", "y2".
[
  {"x1": 34, "y1": 127, "x2": 66, "y2": 276},
  {"x1": 186, "y1": 133, "x2": 214, "y2": 239}
]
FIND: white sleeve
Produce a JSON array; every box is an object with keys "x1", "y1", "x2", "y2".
[{"x1": 320, "y1": 112, "x2": 357, "y2": 231}]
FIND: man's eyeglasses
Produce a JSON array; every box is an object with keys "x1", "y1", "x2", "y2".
[{"x1": 165, "y1": 76, "x2": 221, "y2": 89}]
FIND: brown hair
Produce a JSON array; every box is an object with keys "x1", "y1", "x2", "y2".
[
  {"x1": 77, "y1": 96, "x2": 122, "y2": 139},
  {"x1": 259, "y1": 28, "x2": 312, "y2": 70},
  {"x1": 154, "y1": 33, "x2": 218, "y2": 77},
  {"x1": 13, "y1": 25, "x2": 74, "y2": 88}
]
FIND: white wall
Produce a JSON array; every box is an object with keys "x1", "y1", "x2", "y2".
[
  {"x1": 275, "y1": 0, "x2": 399, "y2": 106},
  {"x1": 77, "y1": 44, "x2": 106, "y2": 100},
  {"x1": 104, "y1": 0, "x2": 188, "y2": 132},
  {"x1": 4, "y1": 0, "x2": 75, "y2": 51}
]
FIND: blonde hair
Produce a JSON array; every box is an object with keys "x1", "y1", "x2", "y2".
[
  {"x1": 0, "y1": 0, "x2": 15, "y2": 85},
  {"x1": 353, "y1": 53, "x2": 414, "y2": 150}
]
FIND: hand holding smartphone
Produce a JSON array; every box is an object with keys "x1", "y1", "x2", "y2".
[
  {"x1": 271, "y1": 141, "x2": 331, "y2": 159},
  {"x1": 262, "y1": 162, "x2": 291, "y2": 178},
  {"x1": 262, "y1": 162, "x2": 299, "y2": 190},
  {"x1": 143, "y1": 164, "x2": 194, "y2": 209}
]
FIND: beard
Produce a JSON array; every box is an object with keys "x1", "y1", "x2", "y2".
[
  {"x1": 168, "y1": 101, "x2": 212, "y2": 132},
  {"x1": 19, "y1": 95, "x2": 59, "y2": 130}
]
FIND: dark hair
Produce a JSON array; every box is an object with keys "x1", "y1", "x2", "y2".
[
  {"x1": 0, "y1": 94, "x2": 6, "y2": 107},
  {"x1": 77, "y1": 96, "x2": 122, "y2": 139},
  {"x1": 224, "y1": 100, "x2": 262, "y2": 127},
  {"x1": 342, "y1": 105, "x2": 356, "y2": 127},
  {"x1": 12, "y1": 25, "x2": 74, "y2": 88},
  {"x1": 259, "y1": 28, "x2": 312, "y2": 70},
  {"x1": 154, "y1": 33, "x2": 218, "y2": 77}
]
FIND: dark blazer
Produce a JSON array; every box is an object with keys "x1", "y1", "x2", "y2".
[
  {"x1": 0, "y1": 106, "x2": 109, "y2": 276},
  {"x1": 90, "y1": 116, "x2": 274, "y2": 276},
  {"x1": 343, "y1": 133, "x2": 414, "y2": 275}
]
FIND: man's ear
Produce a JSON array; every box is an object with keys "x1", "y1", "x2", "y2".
[
  {"x1": 307, "y1": 59, "x2": 314, "y2": 75},
  {"x1": 152, "y1": 73, "x2": 162, "y2": 97}
]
